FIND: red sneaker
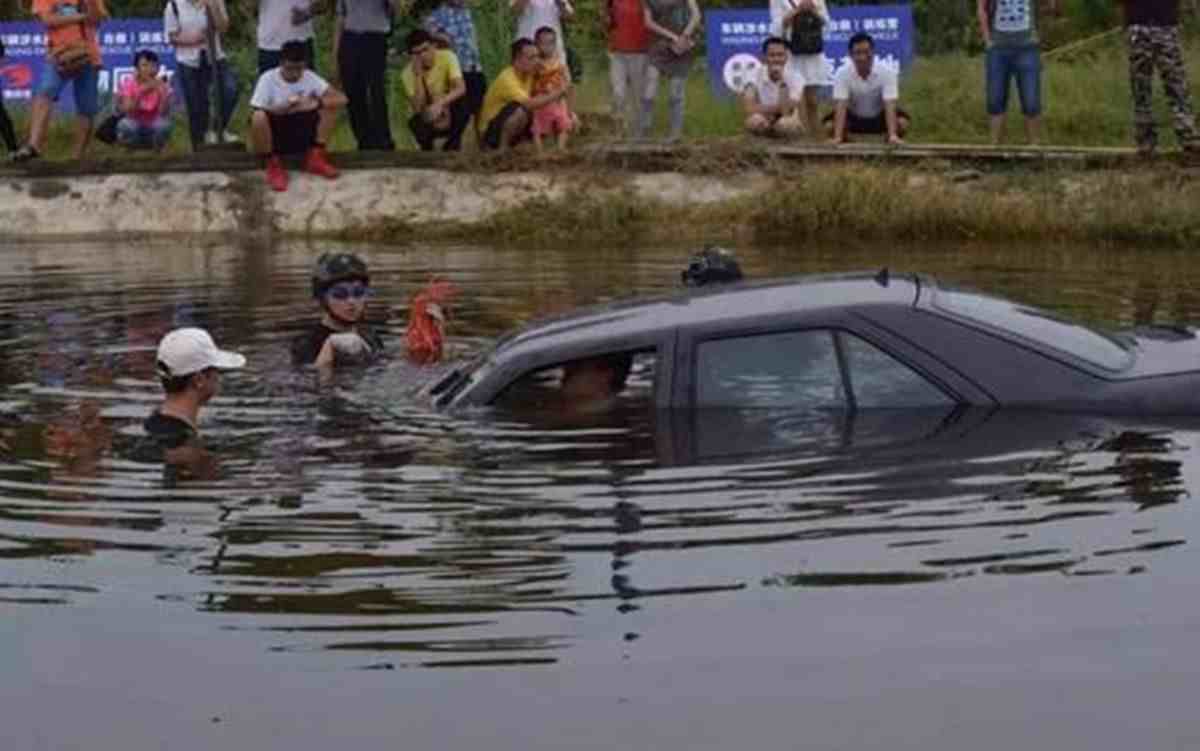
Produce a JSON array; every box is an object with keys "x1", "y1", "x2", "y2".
[
  {"x1": 304, "y1": 146, "x2": 339, "y2": 179},
  {"x1": 265, "y1": 155, "x2": 288, "y2": 192}
]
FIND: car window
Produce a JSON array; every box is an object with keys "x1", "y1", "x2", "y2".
[
  {"x1": 492, "y1": 350, "x2": 657, "y2": 412},
  {"x1": 934, "y1": 286, "x2": 1133, "y2": 372},
  {"x1": 696, "y1": 330, "x2": 845, "y2": 409},
  {"x1": 841, "y1": 333, "x2": 954, "y2": 408}
]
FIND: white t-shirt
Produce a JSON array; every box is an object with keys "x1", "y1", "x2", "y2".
[
  {"x1": 257, "y1": 0, "x2": 314, "y2": 52},
  {"x1": 250, "y1": 68, "x2": 329, "y2": 111},
  {"x1": 164, "y1": 0, "x2": 226, "y2": 66},
  {"x1": 514, "y1": 0, "x2": 568, "y2": 60},
  {"x1": 832, "y1": 62, "x2": 898, "y2": 119},
  {"x1": 745, "y1": 65, "x2": 805, "y2": 110}
]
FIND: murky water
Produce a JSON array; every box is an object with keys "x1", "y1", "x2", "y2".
[{"x1": 5, "y1": 238, "x2": 1200, "y2": 750}]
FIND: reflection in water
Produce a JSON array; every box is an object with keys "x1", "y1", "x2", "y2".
[{"x1": 0, "y1": 238, "x2": 1198, "y2": 675}]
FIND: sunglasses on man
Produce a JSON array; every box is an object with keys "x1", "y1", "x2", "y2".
[{"x1": 326, "y1": 282, "x2": 371, "y2": 301}]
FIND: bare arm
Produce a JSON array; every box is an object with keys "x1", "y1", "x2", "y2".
[
  {"x1": 976, "y1": 0, "x2": 991, "y2": 46},
  {"x1": 320, "y1": 85, "x2": 348, "y2": 109},
  {"x1": 830, "y1": 100, "x2": 847, "y2": 143},
  {"x1": 884, "y1": 100, "x2": 901, "y2": 143},
  {"x1": 509, "y1": 0, "x2": 530, "y2": 12},
  {"x1": 556, "y1": 0, "x2": 575, "y2": 21},
  {"x1": 643, "y1": 5, "x2": 678, "y2": 43},
  {"x1": 681, "y1": 0, "x2": 701, "y2": 38},
  {"x1": 210, "y1": 0, "x2": 230, "y2": 33},
  {"x1": 527, "y1": 84, "x2": 567, "y2": 111}
]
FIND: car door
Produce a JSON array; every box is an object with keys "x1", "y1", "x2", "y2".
[{"x1": 674, "y1": 309, "x2": 992, "y2": 411}]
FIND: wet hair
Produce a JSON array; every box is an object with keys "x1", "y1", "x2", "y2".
[
  {"x1": 849, "y1": 32, "x2": 874, "y2": 52},
  {"x1": 158, "y1": 363, "x2": 204, "y2": 394},
  {"x1": 406, "y1": 28, "x2": 434, "y2": 52},
  {"x1": 280, "y1": 40, "x2": 309, "y2": 63},
  {"x1": 511, "y1": 37, "x2": 536, "y2": 62},
  {"x1": 682, "y1": 246, "x2": 744, "y2": 287},
  {"x1": 534, "y1": 26, "x2": 557, "y2": 42},
  {"x1": 762, "y1": 36, "x2": 789, "y2": 55},
  {"x1": 134, "y1": 49, "x2": 159, "y2": 66}
]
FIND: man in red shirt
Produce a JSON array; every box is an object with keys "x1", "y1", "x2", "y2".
[{"x1": 604, "y1": 0, "x2": 648, "y2": 136}]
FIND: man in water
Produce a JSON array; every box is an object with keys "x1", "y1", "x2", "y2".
[
  {"x1": 144, "y1": 327, "x2": 246, "y2": 481},
  {"x1": 681, "y1": 245, "x2": 744, "y2": 287},
  {"x1": 291, "y1": 252, "x2": 384, "y2": 372}
]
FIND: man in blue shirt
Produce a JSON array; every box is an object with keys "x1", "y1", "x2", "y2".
[{"x1": 424, "y1": 0, "x2": 486, "y2": 148}]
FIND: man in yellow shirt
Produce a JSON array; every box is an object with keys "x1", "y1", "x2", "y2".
[
  {"x1": 480, "y1": 37, "x2": 569, "y2": 151},
  {"x1": 401, "y1": 29, "x2": 468, "y2": 150}
]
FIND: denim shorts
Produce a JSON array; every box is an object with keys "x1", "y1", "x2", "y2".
[
  {"x1": 985, "y1": 44, "x2": 1042, "y2": 117},
  {"x1": 35, "y1": 61, "x2": 100, "y2": 118}
]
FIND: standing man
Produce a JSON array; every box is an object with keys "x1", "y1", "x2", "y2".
[
  {"x1": 249, "y1": 39, "x2": 346, "y2": 191},
  {"x1": 11, "y1": 0, "x2": 108, "y2": 162},
  {"x1": 333, "y1": 0, "x2": 396, "y2": 151},
  {"x1": 603, "y1": 0, "x2": 648, "y2": 135},
  {"x1": 165, "y1": 0, "x2": 242, "y2": 150},
  {"x1": 401, "y1": 29, "x2": 467, "y2": 151},
  {"x1": 144, "y1": 327, "x2": 245, "y2": 482},
  {"x1": 977, "y1": 0, "x2": 1042, "y2": 145},
  {"x1": 825, "y1": 33, "x2": 908, "y2": 145},
  {"x1": 1121, "y1": 0, "x2": 1199, "y2": 156},
  {"x1": 251, "y1": 0, "x2": 322, "y2": 74},
  {"x1": 424, "y1": 0, "x2": 487, "y2": 145},
  {"x1": 769, "y1": 0, "x2": 829, "y2": 139}
]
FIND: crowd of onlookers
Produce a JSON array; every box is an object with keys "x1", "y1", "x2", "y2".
[{"x1": 0, "y1": 0, "x2": 1196, "y2": 189}]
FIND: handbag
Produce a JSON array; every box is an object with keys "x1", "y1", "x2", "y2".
[
  {"x1": 789, "y1": 9, "x2": 824, "y2": 56},
  {"x1": 52, "y1": 39, "x2": 92, "y2": 77},
  {"x1": 95, "y1": 112, "x2": 121, "y2": 144}
]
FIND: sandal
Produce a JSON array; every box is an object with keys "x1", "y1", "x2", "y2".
[{"x1": 9, "y1": 145, "x2": 40, "y2": 163}]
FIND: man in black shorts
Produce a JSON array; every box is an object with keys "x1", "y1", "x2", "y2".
[
  {"x1": 249, "y1": 39, "x2": 348, "y2": 192},
  {"x1": 825, "y1": 33, "x2": 909, "y2": 145},
  {"x1": 478, "y1": 37, "x2": 569, "y2": 151},
  {"x1": 291, "y1": 252, "x2": 385, "y2": 373},
  {"x1": 143, "y1": 327, "x2": 245, "y2": 482}
]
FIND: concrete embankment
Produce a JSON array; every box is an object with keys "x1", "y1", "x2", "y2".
[
  {"x1": 0, "y1": 164, "x2": 770, "y2": 241},
  {"x1": 0, "y1": 143, "x2": 1196, "y2": 245}
]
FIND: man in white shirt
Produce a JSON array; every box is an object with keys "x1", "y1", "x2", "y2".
[
  {"x1": 742, "y1": 36, "x2": 805, "y2": 138},
  {"x1": 249, "y1": 40, "x2": 347, "y2": 192},
  {"x1": 825, "y1": 32, "x2": 909, "y2": 145},
  {"x1": 251, "y1": 0, "x2": 322, "y2": 74}
]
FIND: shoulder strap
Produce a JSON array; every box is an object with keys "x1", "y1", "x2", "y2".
[{"x1": 169, "y1": 0, "x2": 180, "y2": 20}]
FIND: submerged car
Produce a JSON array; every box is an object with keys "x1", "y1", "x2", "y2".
[{"x1": 429, "y1": 271, "x2": 1200, "y2": 416}]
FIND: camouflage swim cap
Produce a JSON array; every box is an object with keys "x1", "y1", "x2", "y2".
[{"x1": 312, "y1": 252, "x2": 370, "y2": 298}]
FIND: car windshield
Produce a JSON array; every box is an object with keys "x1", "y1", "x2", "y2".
[{"x1": 933, "y1": 285, "x2": 1134, "y2": 372}]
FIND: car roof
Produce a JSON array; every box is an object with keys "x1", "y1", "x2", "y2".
[{"x1": 489, "y1": 270, "x2": 923, "y2": 361}]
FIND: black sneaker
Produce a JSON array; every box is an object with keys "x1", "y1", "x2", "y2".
[{"x1": 9, "y1": 145, "x2": 40, "y2": 163}]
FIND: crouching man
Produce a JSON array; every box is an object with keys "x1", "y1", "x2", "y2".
[
  {"x1": 249, "y1": 39, "x2": 347, "y2": 192},
  {"x1": 742, "y1": 36, "x2": 805, "y2": 138},
  {"x1": 825, "y1": 32, "x2": 909, "y2": 145}
]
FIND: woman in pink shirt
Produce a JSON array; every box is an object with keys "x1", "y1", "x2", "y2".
[{"x1": 116, "y1": 49, "x2": 175, "y2": 150}]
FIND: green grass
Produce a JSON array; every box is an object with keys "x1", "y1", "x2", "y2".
[{"x1": 8, "y1": 33, "x2": 1200, "y2": 159}]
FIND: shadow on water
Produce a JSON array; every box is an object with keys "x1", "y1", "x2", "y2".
[{"x1": 0, "y1": 238, "x2": 1198, "y2": 670}]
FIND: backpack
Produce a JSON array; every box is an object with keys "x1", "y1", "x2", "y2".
[{"x1": 789, "y1": 8, "x2": 824, "y2": 56}]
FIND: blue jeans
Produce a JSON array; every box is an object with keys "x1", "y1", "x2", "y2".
[
  {"x1": 986, "y1": 45, "x2": 1042, "y2": 117},
  {"x1": 35, "y1": 61, "x2": 100, "y2": 118},
  {"x1": 175, "y1": 59, "x2": 241, "y2": 149},
  {"x1": 116, "y1": 116, "x2": 173, "y2": 148}
]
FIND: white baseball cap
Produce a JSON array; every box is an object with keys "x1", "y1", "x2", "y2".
[{"x1": 156, "y1": 327, "x2": 246, "y2": 378}]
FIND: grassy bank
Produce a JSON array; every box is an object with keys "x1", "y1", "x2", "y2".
[
  {"x1": 11, "y1": 30, "x2": 1200, "y2": 159},
  {"x1": 340, "y1": 162, "x2": 1200, "y2": 248}
]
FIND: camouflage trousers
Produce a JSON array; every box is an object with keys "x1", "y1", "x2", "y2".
[{"x1": 1127, "y1": 25, "x2": 1199, "y2": 151}]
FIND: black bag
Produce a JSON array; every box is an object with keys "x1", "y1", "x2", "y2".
[
  {"x1": 95, "y1": 113, "x2": 121, "y2": 144},
  {"x1": 789, "y1": 9, "x2": 824, "y2": 56}
]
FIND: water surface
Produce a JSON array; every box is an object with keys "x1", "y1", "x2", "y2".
[{"x1": 4, "y1": 239, "x2": 1200, "y2": 750}]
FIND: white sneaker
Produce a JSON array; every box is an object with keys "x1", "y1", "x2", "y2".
[
  {"x1": 222, "y1": 130, "x2": 241, "y2": 144},
  {"x1": 204, "y1": 130, "x2": 217, "y2": 145}
]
